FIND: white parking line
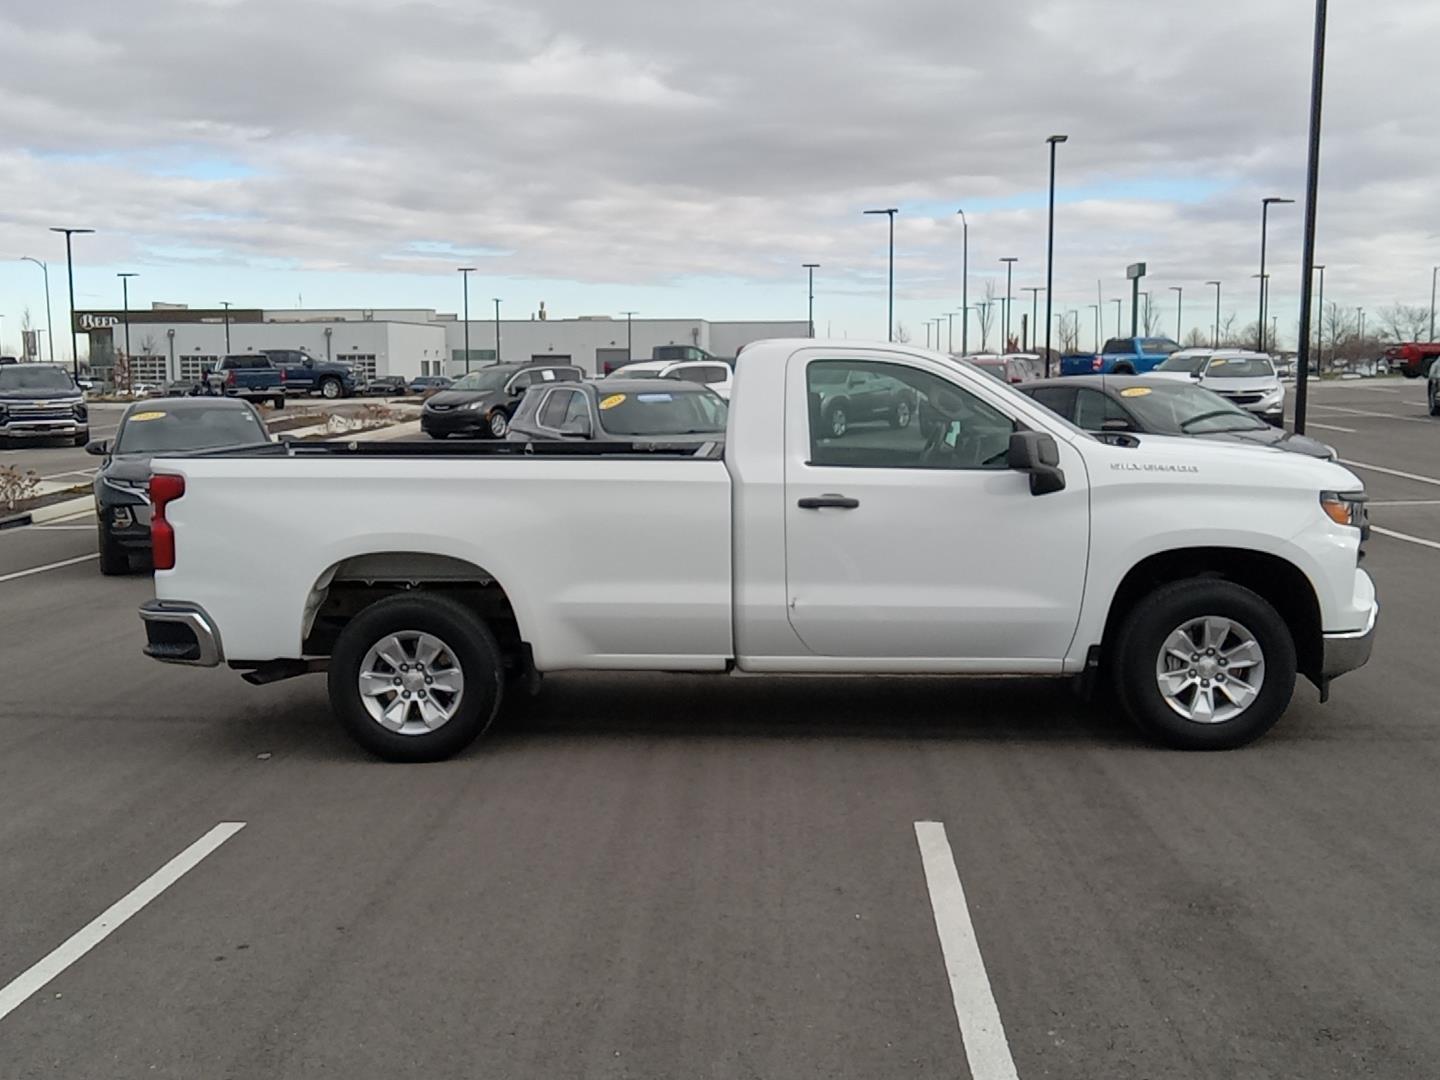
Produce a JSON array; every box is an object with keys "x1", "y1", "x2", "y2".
[
  {"x1": 0, "y1": 822, "x2": 246, "y2": 1024},
  {"x1": 914, "y1": 821, "x2": 1019, "y2": 1080},
  {"x1": 1311, "y1": 405, "x2": 1429, "y2": 424},
  {"x1": 1372, "y1": 526, "x2": 1440, "y2": 552},
  {"x1": 0, "y1": 553, "x2": 98, "y2": 583},
  {"x1": 1307, "y1": 422, "x2": 1356, "y2": 433},
  {"x1": 34, "y1": 524, "x2": 96, "y2": 531},
  {"x1": 1369, "y1": 500, "x2": 1440, "y2": 507},
  {"x1": 1339, "y1": 460, "x2": 1440, "y2": 488}
]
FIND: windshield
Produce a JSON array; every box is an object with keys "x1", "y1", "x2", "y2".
[
  {"x1": 449, "y1": 370, "x2": 510, "y2": 391},
  {"x1": 597, "y1": 389, "x2": 727, "y2": 436},
  {"x1": 1204, "y1": 357, "x2": 1274, "y2": 378},
  {"x1": 1119, "y1": 382, "x2": 1267, "y2": 434},
  {"x1": 1155, "y1": 353, "x2": 1210, "y2": 373},
  {"x1": 114, "y1": 404, "x2": 269, "y2": 454},
  {"x1": 0, "y1": 365, "x2": 75, "y2": 391},
  {"x1": 971, "y1": 360, "x2": 1008, "y2": 381}
]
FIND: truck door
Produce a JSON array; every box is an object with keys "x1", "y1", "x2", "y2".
[{"x1": 782, "y1": 351, "x2": 1090, "y2": 663}]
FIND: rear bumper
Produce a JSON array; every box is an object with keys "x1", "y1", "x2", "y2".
[
  {"x1": 1320, "y1": 600, "x2": 1378, "y2": 680},
  {"x1": 139, "y1": 601, "x2": 223, "y2": 666}
]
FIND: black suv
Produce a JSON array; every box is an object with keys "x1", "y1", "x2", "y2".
[{"x1": 422, "y1": 362, "x2": 584, "y2": 439}]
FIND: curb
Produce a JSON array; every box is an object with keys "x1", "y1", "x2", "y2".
[{"x1": 33, "y1": 494, "x2": 97, "y2": 524}]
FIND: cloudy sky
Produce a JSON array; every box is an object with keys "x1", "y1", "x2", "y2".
[{"x1": 1, "y1": 0, "x2": 1436, "y2": 358}]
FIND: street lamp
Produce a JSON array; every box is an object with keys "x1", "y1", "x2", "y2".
[
  {"x1": 802, "y1": 263, "x2": 820, "y2": 338},
  {"x1": 955, "y1": 209, "x2": 970, "y2": 355},
  {"x1": 1293, "y1": 0, "x2": 1331, "y2": 435},
  {"x1": 863, "y1": 208, "x2": 898, "y2": 341},
  {"x1": 1088, "y1": 304, "x2": 1101, "y2": 352},
  {"x1": 947, "y1": 309, "x2": 961, "y2": 353},
  {"x1": 999, "y1": 257, "x2": 1018, "y2": 349},
  {"x1": 1252, "y1": 273, "x2": 1270, "y2": 349},
  {"x1": 1044, "y1": 134, "x2": 1068, "y2": 375},
  {"x1": 117, "y1": 273, "x2": 139, "y2": 392},
  {"x1": 621, "y1": 311, "x2": 638, "y2": 364},
  {"x1": 49, "y1": 226, "x2": 94, "y2": 380},
  {"x1": 219, "y1": 300, "x2": 232, "y2": 353},
  {"x1": 1258, "y1": 196, "x2": 1295, "y2": 350},
  {"x1": 1169, "y1": 286, "x2": 1183, "y2": 343},
  {"x1": 19, "y1": 257, "x2": 55, "y2": 363},
  {"x1": 492, "y1": 298, "x2": 502, "y2": 361},
  {"x1": 1021, "y1": 287, "x2": 1044, "y2": 352},
  {"x1": 1111, "y1": 298, "x2": 1123, "y2": 338},
  {"x1": 1430, "y1": 266, "x2": 1437, "y2": 342},
  {"x1": 457, "y1": 267, "x2": 476, "y2": 373},
  {"x1": 1206, "y1": 281, "x2": 1222, "y2": 348}
]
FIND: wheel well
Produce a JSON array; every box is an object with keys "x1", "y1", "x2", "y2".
[
  {"x1": 1113, "y1": 362, "x2": 1135, "y2": 375},
  {"x1": 302, "y1": 553, "x2": 526, "y2": 672},
  {"x1": 1100, "y1": 548, "x2": 1322, "y2": 679}
]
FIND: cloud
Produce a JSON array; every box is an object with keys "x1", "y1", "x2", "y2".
[{"x1": 0, "y1": 0, "x2": 1436, "y2": 342}]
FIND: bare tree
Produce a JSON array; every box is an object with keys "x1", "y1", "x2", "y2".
[
  {"x1": 1183, "y1": 327, "x2": 1209, "y2": 347},
  {"x1": 893, "y1": 321, "x2": 912, "y2": 344},
  {"x1": 1057, "y1": 312, "x2": 1079, "y2": 354},
  {"x1": 1214, "y1": 313, "x2": 1241, "y2": 348},
  {"x1": 1320, "y1": 302, "x2": 1354, "y2": 369},
  {"x1": 1375, "y1": 304, "x2": 1429, "y2": 344},
  {"x1": 975, "y1": 281, "x2": 997, "y2": 352},
  {"x1": 1142, "y1": 295, "x2": 1162, "y2": 336}
]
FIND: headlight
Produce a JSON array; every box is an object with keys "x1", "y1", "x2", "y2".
[
  {"x1": 1320, "y1": 490, "x2": 1367, "y2": 529},
  {"x1": 74, "y1": 402, "x2": 88, "y2": 419},
  {"x1": 1260, "y1": 385, "x2": 1283, "y2": 401},
  {"x1": 465, "y1": 400, "x2": 485, "y2": 411}
]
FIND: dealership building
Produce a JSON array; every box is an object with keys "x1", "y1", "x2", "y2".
[{"x1": 70, "y1": 305, "x2": 808, "y2": 387}]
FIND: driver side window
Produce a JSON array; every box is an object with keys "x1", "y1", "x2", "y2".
[{"x1": 806, "y1": 360, "x2": 1015, "y2": 470}]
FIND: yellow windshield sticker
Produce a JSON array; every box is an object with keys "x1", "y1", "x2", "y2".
[
  {"x1": 1119, "y1": 387, "x2": 1152, "y2": 398},
  {"x1": 1208, "y1": 358, "x2": 1227, "y2": 366},
  {"x1": 130, "y1": 411, "x2": 167, "y2": 421},
  {"x1": 599, "y1": 393, "x2": 626, "y2": 410}
]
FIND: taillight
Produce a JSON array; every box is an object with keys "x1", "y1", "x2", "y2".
[
  {"x1": 150, "y1": 474, "x2": 185, "y2": 571},
  {"x1": 226, "y1": 369, "x2": 237, "y2": 386},
  {"x1": 1091, "y1": 356, "x2": 1102, "y2": 371},
  {"x1": 277, "y1": 368, "x2": 287, "y2": 383}
]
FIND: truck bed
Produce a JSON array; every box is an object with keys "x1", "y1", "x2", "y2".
[{"x1": 193, "y1": 438, "x2": 725, "y2": 460}]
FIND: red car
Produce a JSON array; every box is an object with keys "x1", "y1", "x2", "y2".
[{"x1": 1385, "y1": 342, "x2": 1440, "y2": 378}]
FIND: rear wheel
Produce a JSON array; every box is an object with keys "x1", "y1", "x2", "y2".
[
  {"x1": 890, "y1": 399, "x2": 913, "y2": 429},
  {"x1": 1112, "y1": 579, "x2": 1296, "y2": 750},
  {"x1": 1113, "y1": 363, "x2": 1135, "y2": 375},
  {"x1": 97, "y1": 522, "x2": 129, "y2": 576},
  {"x1": 823, "y1": 402, "x2": 848, "y2": 438},
  {"x1": 328, "y1": 594, "x2": 504, "y2": 762},
  {"x1": 271, "y1": 395, "x2": 286, "y2": 410}
]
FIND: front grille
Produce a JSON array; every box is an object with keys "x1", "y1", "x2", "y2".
[
  {"x1": 7, "y1": 404, "x2": 75, "y2": 421},
  {"x1": 1221, "y1": 393, "x2": 1263, "y2": 405},
  {"x1": 428, "y1": 403, "x2": 455, "y2": 412}
]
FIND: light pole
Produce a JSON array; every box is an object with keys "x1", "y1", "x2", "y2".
[
  {"x1": 1111, "y1": 298, "x2": 1123, "y2": 338},
  {"x1": 1258, "y1": 196, "x2": 1295, "y2": 350},
  {"x1": 955, "y1": 209, "x2": 969, "y2": 356},
  {"x1": 1138, "y1": 290, "x2": 1150, "y2": 334},
  {"x1": 1252, "y1": 274, "x2": 1270, "y2": 349},
  {"x1": 457, "y1": 267, "x2": 476, "y2": 373},
  {"x1": 621, "y1": 311, "x2": 638, "y2": 364},
  {"x1": 1169, "y1": 286, "x2": 1183, "y2": 343},
  {"x1": 492, "y1": 298, "x2": 502, "y2": 361},
  {"x1": 1430, "y1": 266, "x2": 1437, "y2": 342},
  {"x1": 1044, "y1": 134, "x2": 1067, "y2": 375},
  {"x1": 1313, "y1": 266, "x2": 1325, "y2": 371},
  {"x1": 219, "y1": 301, "x2": 232, "y2": 353},
  {"x1": 1293, "y1": 0, "x2": 1329, "y2": 434},
  {"x1": 1206, "y1": 281, "x2": 1221, "y2": 347},
  {"x1": 864, "y1": 208, "x2": 898, "y2": 341},
  {"x1": 1021, "y1": 287, "x2": 1044, "y2": 352},
  {"x1": 803, "y1": 263, "x2": 820, "y2": 337},
  {"x1": 19, "y1": 257, "x2": 56, "y2": 363},
  {"x1": 118, "y1": 272, "x2": 138, "y2": 392},
  {"x1": 1000, "y1": 257, "x2": 1018, "y2": 349},
  {"x1": 1357, "y1": 307, "x2": 1365, "y2": 351},
  {"x1": 947, "y1": 309, "x2": 959, "y2": 353},
  {"x1": 1088, "y1": 304, "x2": 1101, "y2": 352},
  {"x1": 49, "y1": 226, "x2": 94, "y2": 380}
]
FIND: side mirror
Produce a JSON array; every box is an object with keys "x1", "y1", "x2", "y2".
[
  {"x1": 1190, "y1": 370, "x2": 1203, "y2": 380},
  {"x1": 1006, "y1": 430, "x2": 1066, "y2": 495},
  {"x1": 1100, "y1": 417, "x2": 1134, "y2": 432},
  {"x1": 85, "y1": 439, "x2": 109, "y2": 457}
]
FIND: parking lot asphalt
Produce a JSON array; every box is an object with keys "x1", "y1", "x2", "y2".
[{"x1": 0, "y1": 377, "x2": 1436, "y2": 1079}]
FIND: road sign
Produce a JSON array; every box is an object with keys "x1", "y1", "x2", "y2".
[{"x1": 1126, "y1": 262, "x2": 1147, "y2": 280}]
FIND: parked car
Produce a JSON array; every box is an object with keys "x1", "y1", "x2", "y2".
[
  {"x1": 88, "y1": 397, "x2": 271, "y2": 575},
  {"x1": 1061, "y1": 336, "x2": 1182, "y2": 376},
  {"x1": 507, "y1": 378, "x2": 727, "y2": 448},
  {"x1": 807, "y1": 363, "x2": 916, "y2": 438},
  {"x1": 1018, "y1": 376, "x2": 1335, "y2": 459},
  {"x1": 365, "y1": 376, "x2": 409, "y2": 397},
  {"x1": 408, "y1": 375, "x2": 454, "y2": 398},
  {"x1": 610, "y1": 358, "x2": 734, "y2": 399},
  {"x1": 421, "y1": 363, "x2": 582, "y2": 439},
  {"x1": 138, "y1": 338, "x2": 1377, "y2": 761},
  {"x1": 1386, "y1": 342, "x2": 1440, "y2": 379},
  {"x1": 1149, "y1": 350, "x2": 1285, "y2": 425},
  {"x1": 262, "y1": 350, "x2": 362, "y2": 399},
  {"x1": 967, "y1": 354, "x2": 1042, "y2": 385},
  {"x1": 1428, "y1": 360, "x2": 1440, "y2": 416},
  {"x1": 0, "y1": 362, "x2": 89, "y2": 448},
  {"x1": 205, "y1": 355, "x2": 286, "y2": 408}
]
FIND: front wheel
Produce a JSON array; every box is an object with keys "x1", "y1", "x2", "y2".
[
  {"x1": 1112, "y1": 579, "x2": 1296, "y2": 750},
  {"x1": 890, "y1": 399, "x2": 912, "y2": 429},
  {"x1": 488, "y1": 410, "x2": 509, "y2": 438},
  {"x1": 98, "y1": 522, "x2": 129, "y2": 576},
  {"x1": 1429, "y1": 382, "x2": 1439, "y2": 416},
  {"x1": 328, "y1": 594, "x2": 504, "y2": 762},
  {"x1": 823, "y1": 403, "x2": 848, "y2": 439},
  {"x1": 271, "y1": 395, "x2": 286, "y2": 410},
  {"x1": 73, "y1": 431, "x2": 90, "y2": 447},
  {"x1": 320, "y1": 377, "x2": 342, "y2": 399}
]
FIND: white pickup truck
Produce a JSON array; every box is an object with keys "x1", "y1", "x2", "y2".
[{"x1": 138, "y1": 340, "x2": 1377, "y2": 761}]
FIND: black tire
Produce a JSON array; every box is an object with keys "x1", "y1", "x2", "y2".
[
  {"x1": 889, "y1": 398, "x2": 913, "y2": 429},
  {"x1": 822, "y1": 401, "x2": 848, "y2": 439},
  {"x1": 328, "y1": 594, "x2": 504, "y2": 762},
  {"x1": 97, "y1": 522, "x2": 129, "y2": 576},
  {"x1": 1112, "y1": 579, "x2": 1296, "y2": 750},
  {"x1": 487, "y1": 410, "x2": 510, "y2": 439},
  {"x1": 1113, "y1": 363, "x2": 1135, "y2": 375},
  {"x1": 73, "y1": 431, "x2": 89, "y2": 447},
  {"x1": 320, "y1": 377, "x2": 342, "y2": 399},
  {"x1": 272, "y1": 395, "x2": 286, "y2": 410},
  {"x1": 1428, "y1": 382, "x2": 1439, "y2": 417}
]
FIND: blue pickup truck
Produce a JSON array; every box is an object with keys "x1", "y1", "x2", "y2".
[
  {"x1": 205, "y1": 355, "x2": 287, "y2": 408},
  {"x1": 1061, "y1": 336, "x2": 1182, "y2": 376},
  {"x1": 261, "y1": 349, "x2": 362, "y2": 399}
]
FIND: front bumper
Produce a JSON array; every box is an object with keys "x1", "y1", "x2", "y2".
[
  {"x1": 421, "y1": 408, "x2": 488, "y2": 436},
  {"x1": 139, "y1": 601, "x2": 223, "y2": 666},
  {"x1": 1, "y1": 420, "x2": 86, "y2": 439},
  {"x1": 1321, "y1": 600, "x2": 1378, "y2": 680}
]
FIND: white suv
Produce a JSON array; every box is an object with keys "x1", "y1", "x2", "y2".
[{"x1": 1150, "y1": 349, "x2": 1285, "y2": 426}]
